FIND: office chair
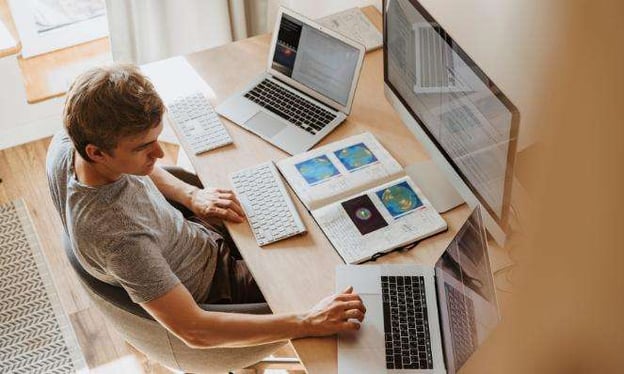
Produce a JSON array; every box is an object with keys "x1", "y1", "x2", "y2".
[
  {"x1": 62, "y1": 235, "x2": 284, "y2": 373},
  {"x1": 58, "y1": 167, "x2": 290, "y2": 373}
]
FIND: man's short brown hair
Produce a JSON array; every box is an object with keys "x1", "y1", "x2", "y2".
[{"x1": 63, "y1": 64, "x2": 165, "y2": 162}]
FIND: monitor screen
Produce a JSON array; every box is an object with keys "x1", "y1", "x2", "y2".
[
  {"x1": 383, "y1": 0, "x2": 519, "y2": 229},
  {"x1": 272, "y1": 13, "x2": 361, "y2": 107},
  {"x1": 434, "y1": 207, "x2": 499, "y2": 372}
]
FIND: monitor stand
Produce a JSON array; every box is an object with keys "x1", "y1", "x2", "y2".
[{"x1": 405, "y1": 160, "x2": 464, "y2": 213}]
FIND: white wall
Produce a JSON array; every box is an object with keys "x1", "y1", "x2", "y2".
[{"x1": 0, "y1": 56, "x2": 64, "y2": 150}]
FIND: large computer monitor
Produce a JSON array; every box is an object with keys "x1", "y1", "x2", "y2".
[{"x1": 383, "y1": 0, "x2": 519, "y2": 245}]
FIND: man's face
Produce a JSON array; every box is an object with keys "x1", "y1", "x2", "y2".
[{"x1": 102, "y1": 122, "x2": 165, "y2": 176}]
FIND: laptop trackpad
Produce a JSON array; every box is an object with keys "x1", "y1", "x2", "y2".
[{"x1": 245, "y1": 112, "x2": 285, "y2": 138}]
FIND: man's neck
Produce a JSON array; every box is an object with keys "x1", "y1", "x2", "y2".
[{"x1": 74, "y1": 151, "x2": 123, "y2": 186}]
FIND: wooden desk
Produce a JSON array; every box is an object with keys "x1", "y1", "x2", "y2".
[{"x1": 177, "y1": 7, "x2": 505, "y2": 373}]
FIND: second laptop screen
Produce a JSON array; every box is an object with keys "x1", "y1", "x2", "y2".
[{"x1": 271, "y1": 13, "x2": 360, "y2": 107}]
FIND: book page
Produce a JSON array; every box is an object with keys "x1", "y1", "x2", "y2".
[
  {"x1": 312, "y1": 176, "x2": 447, "y2": 264},
  {"x1": 277, "y1": 132, "x2": 403, "y2": 210},
  {"x1": 317, "y1": 7, "x2": 383, "y2": 52}
]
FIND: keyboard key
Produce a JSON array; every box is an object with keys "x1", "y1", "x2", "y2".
[
  {"x1": 230, "y1": 162, "x2": 306, "y2": 246},
  {"x1": 445, "y1": 283, "x2": 479, "y2": 369},
  {"x1": 245, "y1": 79, "x2": 337, "y2": 135},
  {"x1": 168, "y1": 92, "x2": 233, "y2": 154},
  {"x1": 382, "y1": 275, "x2": 433, "y2": 370}
]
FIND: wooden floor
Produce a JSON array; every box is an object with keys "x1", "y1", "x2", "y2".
[{"x1": 0, "y1": 138, "x2": 300, "y2": 373}]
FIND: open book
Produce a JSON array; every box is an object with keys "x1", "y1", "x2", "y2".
[{"x1": 277, "y1": 132, "x2": 447, "y2": 264}]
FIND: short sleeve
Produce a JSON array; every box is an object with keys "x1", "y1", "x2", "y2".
[{"x1": 105, "y1": 234, "x2": 181, "y2": 304}]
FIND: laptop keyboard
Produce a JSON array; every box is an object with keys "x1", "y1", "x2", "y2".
[
  {"x1": 445, "y1": 283, "x2": 478, "y2": 369},
  {"x1": 382, "y1": 276, "x2": 434, "y2": 370},
  {"x1": 244, "y1": 79, "x2": 337, "y2": 135}
]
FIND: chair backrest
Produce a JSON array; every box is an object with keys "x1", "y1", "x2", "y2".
[
  {"x1": 63, "y1": 234, "x2": 154, "y2": 318},
  {"x1": 62, "y1": 235, "x2": 272, "y2": 316}
]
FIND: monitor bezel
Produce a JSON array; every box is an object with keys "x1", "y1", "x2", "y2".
[{"x1": 383, "y1": 0, "x2": 520, "y2": 232}]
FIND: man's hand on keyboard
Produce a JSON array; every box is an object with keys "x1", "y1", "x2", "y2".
[
  {"x1": 301, "y1": 286, "x2": 366, "y2": 336},
  {"x1": 190, "y1": 187, "x2": 245, "y2": 223}
]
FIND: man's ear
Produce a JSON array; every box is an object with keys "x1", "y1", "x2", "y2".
[{"x1": 84, "y1": 144, "x2": 109, "y2": 163}]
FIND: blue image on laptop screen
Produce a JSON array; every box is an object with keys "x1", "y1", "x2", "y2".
[
  {"x1": 271, "y1": 13, "x2": 360, "y2": 106},
  {"x1": 434, "y1": 207, "x2": 499, "y2": 372}
]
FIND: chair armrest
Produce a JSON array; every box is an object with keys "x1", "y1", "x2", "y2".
[{"x1": 198, "y1": 303, "x2": 271, "y2": 314}]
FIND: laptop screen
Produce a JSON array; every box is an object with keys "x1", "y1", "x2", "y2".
[
  {"x1": 271, "y1": 13, "x2": 361, "y2": 107},
  {"x1": 434, "y1": 207, "x2": 499, "y2": 372}
]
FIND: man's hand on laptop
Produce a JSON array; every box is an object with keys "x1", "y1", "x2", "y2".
[
  {"x1": 301, "y1": 286, "x2": 366, "y2": 336},
  {"x1": 190, "y1": 187, "x2": 245, "y2": 223}
]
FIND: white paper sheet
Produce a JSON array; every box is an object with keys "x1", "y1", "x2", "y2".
[
  {"x1": 140, "y1": 56, "x2": 214, "y2": 102},
  {"x1": 318, "y1": 7, "x2": 382, "y2": 52}
]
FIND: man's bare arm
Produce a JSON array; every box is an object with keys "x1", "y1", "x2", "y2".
[
  {"x1": 148, "y1": 166, "x2": 197, "y2": 207},
  {"x1": 141, "y1": 284, "x2": 366, "y2": 349},
  {"x1": 148, "y1": 165, "x2": 244, "y2": 222}
]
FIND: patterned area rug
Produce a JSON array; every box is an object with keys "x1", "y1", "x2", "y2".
[{"x1": 0, "y1": 199, "x2": 85, "y2": 373}]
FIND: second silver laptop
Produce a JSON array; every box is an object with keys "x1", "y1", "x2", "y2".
[{"x1": 216, "y1": 6, "x2": 366, "y2": 155}]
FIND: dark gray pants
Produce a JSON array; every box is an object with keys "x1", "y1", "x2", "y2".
[{"x1": 163, "y1": 166, "x2": 264, "y2": 304}]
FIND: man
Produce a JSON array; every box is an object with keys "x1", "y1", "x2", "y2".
[{"x1": 47, "y1": 64, "x2": 365, "y2": 349}]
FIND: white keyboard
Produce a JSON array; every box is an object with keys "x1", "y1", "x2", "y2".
[
  {"x1": 230, "y1": 162, "x2": 306, "y2": 246},
  {"x1": 167, "y1": 92, "x2": 233, "y2": 154}
]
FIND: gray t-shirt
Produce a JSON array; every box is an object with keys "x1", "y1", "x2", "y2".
[{"x1": 46, "y1": 132, "x2": 219, "y2": 304}]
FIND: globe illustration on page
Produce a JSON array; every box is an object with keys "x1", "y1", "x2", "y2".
[
  {"x1": 334, "y1": 143, "x2": 379, "y2": 171},
  {"x1": 376, "y1": 181, "x2": 423, "y2": 218},
  {"x1": 295, "y1": 155, "x2": 341, "y2": 185}
]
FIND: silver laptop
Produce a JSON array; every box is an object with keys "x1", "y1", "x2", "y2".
[
  {"x1": 336, "y1": 206, "x2": 500, "y2": 373},
  {"x1": 216, "y1": 7, "x2": 366, "y2": 155}
]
